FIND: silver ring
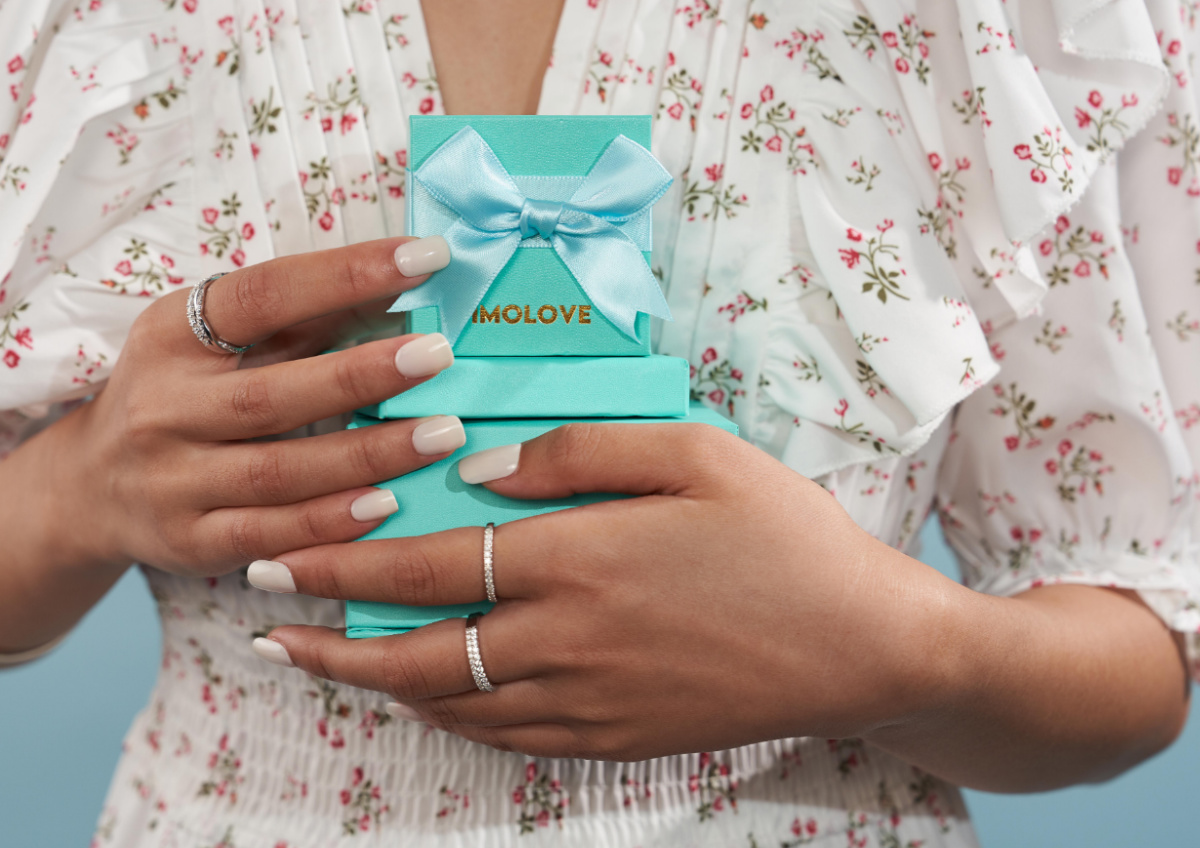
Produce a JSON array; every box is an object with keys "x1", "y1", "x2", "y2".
[
  {"x1": 465, "y1": 614, "x2": 495, "y2": 692},
  {"x1": 483, "y1": 523, "x2": 497, "y2": 604},
  {"x1": 187, "y1": 272, "x2": 254, "y2": 354}
]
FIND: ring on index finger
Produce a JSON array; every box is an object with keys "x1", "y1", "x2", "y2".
[{"x1": 187, "y1": 272, "x2": 255, "y2": 355}]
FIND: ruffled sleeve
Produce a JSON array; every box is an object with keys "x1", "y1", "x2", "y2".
[{"x1": 929, "y1": 0, "x2": 1200, "y2": 673}]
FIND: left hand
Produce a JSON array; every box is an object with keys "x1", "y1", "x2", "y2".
[{"x1": 255, "y1": 422, "x2": 963, "y2": 761}]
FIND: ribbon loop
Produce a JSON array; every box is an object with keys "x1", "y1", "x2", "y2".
[
  {"x1": 518, "y1": 199, "x2": 565, "y2": 240},
  {"x1": 390, "y1": 127, "x2": 673, "y2": 344}
]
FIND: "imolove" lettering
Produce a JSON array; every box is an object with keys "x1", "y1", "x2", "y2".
[{"x1": 472, "y1": 304, "x2": 592, "y2": 325}]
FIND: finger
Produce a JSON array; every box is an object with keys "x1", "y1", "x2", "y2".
[
  {"x1": 253, "y1": 515, "x2": 563, "y2": 604},
  {"x1": 184, "y1": 332, "x2": 452, "y2": 440},
  {"x1": 262, "y1": 607, "x2": 538, "y2": 700},
  {"x1": 239, "y1": 294, "x2": 406, "y2": 368},
  {"x1": 388, "y1": 679, "x2": 565, "y2": 728},
  {"x1": 200, "y1": 416, "x2": 465, "y2": 507},
  {"x1": 456, "y1": 421, "x2": 742, "y2": 498},
  {"x1": 192, "y1": 235, "x2": 449, "y2": 352},
  {"x1": 196, "y1": 486, "x2": 402, "y2": 568}
]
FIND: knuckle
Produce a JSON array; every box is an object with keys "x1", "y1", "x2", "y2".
[
  {"x1": 393, "y1": 543, "x2": 440, "y2": 604},
  {"x1": 225, "y1": 263, "x2": 283, "y2": 338},
  {"x1": 330, "y1": 354, "x2": 374, "y2": 406},
  {"x1": 346, "y1": 431, "x2": 395, "y2": 484},
  {"x1": 472, "y1": 726, "x2": 515, "y2": 754},
  {"x1": 546, "y1": 423, "x2": 604, "y2": 471},
  {"x1": 229, "y1": 372, "x2": 281, "y2": 433},
  {"x1": 244, "y1": 446, "x2": 294, "y2": 503},
  {"x1": 380, "y1": 645, "x2": 430, "y2": 700},
  {"x1": 338, "y1": 248, "x2": 381, "y2": 304},
  {"x1": 224, "y1": 510, "x2": 266, "y2": 562},
  {"x1": 422, "y1": 698, "x2": 463, "y2": 728}
]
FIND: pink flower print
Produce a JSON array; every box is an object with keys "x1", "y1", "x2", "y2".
[
  {"x1": 202, "y1": 207, "x2": 219, "y2": 225},
  {"x1": 1004, "y1": 435, "x2": 1020, "y2": 451},
  {"x1": 667, "y1": 102, "x2": 684, "y2": 120},
  {"x1": 730, "y1": 368, "x2": 743, "y2": 380},
  {"x1": 0, "y1": 134, "x2": 8, "y2": 149},
  {"x1": 956, "y1": 156, "x2": 971, "y2": 170},
  {"x1": 760, "y1": 85, "x2": 774, "y2": 102},
  {"x1": 1073, "y1": 260, "x2": 1091, "y2": 277},
  {"x1": 1169, "y1": 166, "x2": 1183, "y2": 185},
  {"x1": 13, "y1": 327, "x2": 32, "y2": 349},
  {"x1": 340, "y1": 113, "x2": 358, "y2": 134},
  {"x1": 388, "y1": 185, "x2": 403, "y2": 198},
  {"x1": 536, "y1": 809, "x2": 551, "y2": 827},
  {"x1": 1013, "y1": 143, "x2": 1033, "y2": 160},
  {"x1": 320, "y1": 116, "x2": 333, "y2": 133},
  {"x1": 1011, "y1": 526, "x2": 1024, "y2": 541},
  {"x1": 419, "y1": 97, "x2": 434, "y2": 114},
  {"x1": 401, "y1": 72, "x2": 417, "y2": 88},
  {"x1": 928, "y1": 152, "x2": 942, "y2": 170},
  {"x1": 702, "y1": 347, "x2": 717, "y2": 364},
  {"x1": 353, "y1": 766, "x2": 364, "y2": 786},
  {"x1": 1045, "y1": 459, "x2": 1058, "y2": 474},
  {"x1": 834, "y1": 398, "x2": 849, "y2": 418},
  {"x1": 7, "y1": 55, "x2": 23, "y2": 74},
  {"x1": 1089, "y1": 230, "x2": 1103, "y2": 243},
  {"x1": 114, "y1": 260, "x2": 133, "y2": 276},
  {"x1": 708, "y1": 388, "x2": 725, "y2": 404},
  {"x1": 230, "y1": 248, "x2": 246, "y2": 267},
  {"x1": 330, "y1": 187, "x2": 345, "y2": 204},
  {"x1": 894, "y1": 57, "x2": 910, "y2": 73},
  {"x1": 182, "y1": 0, "x2": 197, "y2": 12},
  {"x1": 740, "y1": 102, "x2": 753, "y2": 119},
  {"x1": 161, "y1": 254, "x2": 175, "y2": 268},
  {"x1": 340, "y1": 789, "x2": 352, "y2": 805},
  {"x1": 241, "y1": 222, "x2": 255, "y2": 240},
  {"x1": 512, "y1": 787, "x2": 525, "y2": 804},
  {"x1": 319, "y1": 211, "x2": 335, "y2": 231},
  {"x1": 838, "y1": 248, "x2": 860, "y2": 269},
  {"x1": 599, "y1": 52, "x2": 613, "y2": 66},
  {"x1": 764, "y1": 135, "x2": 783, "y2": 152},
  {"x1": 525, "y1": 763, "x2": 538, "y2": 782},
  {"x1": 1088, "y1": 90, "x2": 1103, "y2": 108},
  {"x1": 1055, "y1": 215, "x2": 1070, "y2": 233},
  {"x1": 1122, "y1": 93, "x2": 1138, "y2": 107},
  {"x1": 1075, "y1": 107, "x2": 1092, "y2": 128},
  {"x1": 1169, "y1": 39, "x2": 1183, "y2": 56},
  {"x1": 395, "y1": 149, "x2": 408, "y2": 167},
  {"x1": 847, "y1": 228, "x2": 863, "y2": 241},
  {"x1": 882, "y1": 31, "x2": 899, "y2": 48},
  {"x1": 1030, "y1": 169, "x2": 1047, "y2": 183},
  {"x1": 4, "y1": 350, "x2": 19, "y2": 367},
  {"x1": 1058, "y1": 439, "x2": 1073, "y2": 456},
  {"x1": 1039, "y1": 239, "x2": 1053, "y2": 256},
  {"x1": 704, "y1": 163, "x2": 724, "y2": 182}
]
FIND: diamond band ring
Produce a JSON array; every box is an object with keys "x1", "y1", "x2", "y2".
[
  {"x1": 187, "y1": 272, "x2": 254, "y2": 354},
  {"x1": 483, "y1": 522, "x2": 497, "y2": 604},
  {"x1": 465, "y1": 614, "x2": 495, "y2": 692}
]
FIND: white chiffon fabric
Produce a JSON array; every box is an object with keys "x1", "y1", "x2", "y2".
[{"x1": 1, "y1": 0, "x2": 1198, "y2": 845}]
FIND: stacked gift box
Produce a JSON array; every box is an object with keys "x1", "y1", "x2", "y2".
[{"x1": 346, "y1": 115, "x2": 737, "y2": 637}]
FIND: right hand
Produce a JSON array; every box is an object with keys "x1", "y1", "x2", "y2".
[{"x1": 54, "y1": 236, "x2": 459, "y2": 578}]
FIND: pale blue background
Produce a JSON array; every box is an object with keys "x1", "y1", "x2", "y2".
[{"x1": 1, "y1": 518, "x2": 1195, "y2": 846}]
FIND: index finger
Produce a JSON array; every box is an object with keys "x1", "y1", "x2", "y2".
[{"x1": 197, "y1": 235, "x2": 449, "y2": 351}]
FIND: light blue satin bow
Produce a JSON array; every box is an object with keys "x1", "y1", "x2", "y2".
[{"x1": 390, "y1": 126, "x2": 673, "y2": 343}]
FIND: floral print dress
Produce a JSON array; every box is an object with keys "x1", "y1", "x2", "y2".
[{"x1": 2, "y1": 0, "x2": 1199, "y2": 846}]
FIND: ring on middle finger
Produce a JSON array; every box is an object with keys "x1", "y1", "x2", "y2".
[{"x1": 482, "y1": 522, "x2": 498, "y2": 603}]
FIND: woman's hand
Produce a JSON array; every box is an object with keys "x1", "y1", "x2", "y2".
[
  {"x1": 0, "y1": 236, "x2": 462, "y2": 652},
  {"x1": 256, "y1": 422, "x2": 1190, "y2": 790},
  {"x1": 251, "y1": 421, "x2": 962, "y2": 760}
]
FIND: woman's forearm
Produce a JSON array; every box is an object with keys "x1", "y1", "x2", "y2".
[
  {"x1": 0, "y1": 405, "x2": 129, "y2": 655},
  {"x1": 864, "y1": 554, "x2": 1190, "y2": 793}
]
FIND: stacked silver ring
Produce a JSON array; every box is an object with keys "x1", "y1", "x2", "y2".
[
  {"x1": 483, "y1": 522, "x2": 497, "y2": 603},
  {"x1": 187, "y1": 272, "x2": 254, "y2": 354},
  {"x1": 465, "y1": 614, "x2": 495, "y2": 692}
]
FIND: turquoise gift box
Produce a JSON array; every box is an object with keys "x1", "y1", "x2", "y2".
[{"x1": 346, "y1": 115, "x2": 736, "y2": 638}]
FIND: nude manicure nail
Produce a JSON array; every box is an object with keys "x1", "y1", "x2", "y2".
[
  {"x1": 252, "y1": 637, "x2": 294, "y2": 668},
  {"x1": 458, "y1": 443, "x2": 521, "y2": 484},
  {"x1": 394, "y1": 333, "x2": 454, "y2": 379},
  {"x1": 247, "y1": 560, "x2": 297, "y2": 594},
  {"x1": 350, "y1": 487, "x2": 399, "y2": 522},
  {"x1": 385, "y1": 701, "x2": 424, "y2": 722},
  {"x1": 394, "y1": 235, "x2": 450, "y2": 277},
  {"x1": 412, "y1": 415, "x2": 466, "y2": 456}
]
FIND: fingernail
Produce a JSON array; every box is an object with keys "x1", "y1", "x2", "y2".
[
  {"x1": 252, "y1": 637, "x2": 294, "y2": 668},
  {"x1": 351, "y1": 487, "x2": 398, "y2": 522},
  {"x1": 412, "y1": 415, "x2": 466, "y2": 456},
  {"x1": 458, "y1": 443, "x2": 521, "y2": 484},
  {"x1": 394, "y1": 235, "x2": 450, "y2": 277},
  {"x1": 394, "y1": 333, "x2": 454, "y2": 379},
  {"x1": 386, "y1": 701, "x2": 424, "y2": 722},
  {"x1": 247, "y1": 560, "x2": 296, "y2": 594}
]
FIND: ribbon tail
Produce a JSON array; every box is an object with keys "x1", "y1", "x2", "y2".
[
  {"x1": 554, "y1": 231, "x2": 672, "y2": 341},
  {"x1": 390, "y1": 220, "x2": 521, "y2": 345}
]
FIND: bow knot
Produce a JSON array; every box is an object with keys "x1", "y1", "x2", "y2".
[
  {"x1": 390, "y1": 126, "x2": 673, "y2": 344},
  {"x1": 518, "y1": 198, "x2": 565, "y2": 240}
]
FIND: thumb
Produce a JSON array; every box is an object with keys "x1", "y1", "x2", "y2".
[{"x1": 454, "y1": 421, "x2": 738, "y2": 499}]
